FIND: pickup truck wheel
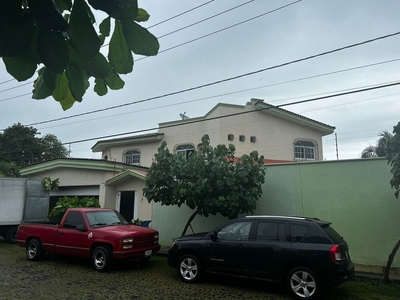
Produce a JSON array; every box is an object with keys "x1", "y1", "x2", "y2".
[
  {"x1": 5, "y1": 227, "x2": 18, "y2": 244},
  {"x1": 92, "y1": 246, "x2": 113, "y2": 272},
  {"x1": 178, "y1": 254, "x2": 201, "y2": 283},
  {"x1": 26, "y1": 239, "x2": 45, "y2": 261}
]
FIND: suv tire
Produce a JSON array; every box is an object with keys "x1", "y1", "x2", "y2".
[
  {"x1": 287, "y1": 267, "x2": 319, "y2": 300},
  {"x1": 178, "y1": 254, "x2": 201, "y2": 283}
]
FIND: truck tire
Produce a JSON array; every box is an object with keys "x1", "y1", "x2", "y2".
[
  {"x1": 91, "y1": 246, "x2": 113, "y2": 272},
  {"x1": 26, "y1": 239, "x2": 45, "y2": 261},
  {"x1": 5, "y1": 227, "x2": 18, "y2": 244}
]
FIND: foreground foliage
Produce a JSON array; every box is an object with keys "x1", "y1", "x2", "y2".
[
  {"x1": 0, "y1": 0, "x2": 159, "y2": 110},
  {"x1": 49, "y1": 196, "x2": 100, "y2": 217},
  {"x1": 144, "y1": 135, "x2": 266, "y2": 236}
]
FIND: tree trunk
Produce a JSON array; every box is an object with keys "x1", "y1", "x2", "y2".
[
  {"x1": 181, "y1": 210, "x2": 199, "y2": 236},
  {"x1": 383, "y1": 238, "x2": 400, "y2": 284}
]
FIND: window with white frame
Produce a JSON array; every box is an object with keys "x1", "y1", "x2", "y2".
[
  {"x1": 175, "y1": 144, "x2": 195, "y2": 159},
  {"x1": 124, "y1": 150, "x2": 140, "y2": 165},
  {"x1": 294, "y1": 140, "x2": 316, "y2": 161}
]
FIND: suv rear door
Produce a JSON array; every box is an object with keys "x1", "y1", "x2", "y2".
[{"x1": 246, "y1": 220, "x2": 291, "y2": 280}]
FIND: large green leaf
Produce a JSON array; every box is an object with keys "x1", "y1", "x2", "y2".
[
  {"x1": 81, "y1": 52, "x2": 111, "y2": 78},
  {"x1": 0, "y1": 15, "x2": 35, "y2": 57},
  {"x1": 121, "y1": 20, "x2": 159, "y2": 56},
  {"x1": 32, "y1": 67, "x2": 54, "y2": 99},
  {"x1": 28, "y1": 0, "x2": 68, "y2": 32},
  {"x1": 43, "y1": 67, "x2": 57, "y2": 90},
  {"x1": 54, "y1": 0, "x2": 72, "y2": 11},
  {"x1": 135, "y1": 8, "x2": 150, "y2": 22},
  {"x1": 88, "y1": 0, "x2": 138, "y2": 20},
  {"x1": 99, "y1": 17, "x2": 110, "y2": 45},
  {"x1": 66, "y1": 64, "x2": 85, "y2": 102},
  {"x1": 2, "y1": 55, "x2": 37, "y2": 81},
  {"x1": 104, "y1": 70, "x2": 125, "y2": 90},
  {"x1": 68, "y1": 0, "x2": 100, "y2": 60},
  {"x1": 94, "y1": 78, "x2": 107, "y2": 96},
  {"x1": 52, "y1": 72, "x2": 76, "y2": 110},
  {"x1": 37, "y1": 26, "x2": 69, "y2": 74},
  {"x1": 108, "y1": 20, "x2": 133, "y2": 74}
]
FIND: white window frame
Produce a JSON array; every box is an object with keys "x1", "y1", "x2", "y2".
[
  {"x1": 294, "y1": 140, "x2": 316, "y2": 161},
  {"x1": 124, "y1": 149, "x2": 140, "y2": 165},
  {"x1": 175, "y1": 144, "x2": 195, "y2": 159}
]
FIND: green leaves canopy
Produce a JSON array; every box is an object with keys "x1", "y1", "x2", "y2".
[
  {"x1": 143, "y1": 135, "x2": 266, "y2": 233},
  {"x1": 0, "y1": 0, "x2": 159, "y2": 110},
  {"x1": 387, "y1": 122, "x2": 400, "y2": 198}
]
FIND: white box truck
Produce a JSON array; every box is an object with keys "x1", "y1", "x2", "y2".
[{"x1": 0, "y1": 177, "x2": 50, "y2": 243}]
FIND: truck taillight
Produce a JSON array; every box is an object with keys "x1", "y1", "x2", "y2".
[{"x1": 330, "y1": 245, "x2": 342, "y2": 262}]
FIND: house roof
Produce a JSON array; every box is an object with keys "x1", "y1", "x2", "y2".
[
  {"x1": 157, "y1": 99, "x2": 335, "y2": 135},
  {"x1": 92, "y1": 132, "x2": 164, "y2": 153},
  {"x1": 105, "y1": 169, "x2": 148, "y2": 185},
  {"x1": 20, "y1": 157, "x2": 149, "y2": 177}
]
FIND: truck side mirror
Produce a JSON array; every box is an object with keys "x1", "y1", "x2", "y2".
[{"x1": 76, "y1": 224, "x2": 87, "y2": 232}]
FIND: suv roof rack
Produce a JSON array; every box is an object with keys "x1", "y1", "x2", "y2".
[{"x1": 245, "y1": 215, "x2": 306, "y2": 220}]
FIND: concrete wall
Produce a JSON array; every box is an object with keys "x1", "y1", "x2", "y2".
[{"x1": 152, "y1": 158, "x2": 400, "y2": 269}]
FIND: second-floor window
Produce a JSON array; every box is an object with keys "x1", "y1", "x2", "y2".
[
  {"x1": 176, "y1": 144, "x2": 195, "y2": 159},
  {"x1": 124, "y1": 150, "x2": 140, "y2": 165},
  {"x1": 294, "y1": 140, "x2": 316, "y2": 161}
]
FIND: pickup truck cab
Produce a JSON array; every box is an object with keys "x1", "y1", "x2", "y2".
[{"x1": 17, "y1": 208, "x2": 160, "y2": 271}]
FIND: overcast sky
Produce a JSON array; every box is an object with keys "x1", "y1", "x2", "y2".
[{"x1": 1, "y1": 0, "x2": 400, "y2": 161}]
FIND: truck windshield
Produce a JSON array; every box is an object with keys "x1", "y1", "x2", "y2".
[{"x1": 86, "y1": 211, "x2": 129, "y2": 227}]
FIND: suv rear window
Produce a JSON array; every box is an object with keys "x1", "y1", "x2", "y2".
[{"x1": 322, "y1": 226, "x2": 343, "y2": 244}]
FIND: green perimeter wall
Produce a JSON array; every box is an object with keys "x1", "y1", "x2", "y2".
[{"x1": 152, "y1": 158, "x2": 400, "y2": 269}]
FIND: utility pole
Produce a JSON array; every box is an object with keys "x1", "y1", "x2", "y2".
[{"x1": 335, "y1": 133, "x2": 339, "y2": 160}]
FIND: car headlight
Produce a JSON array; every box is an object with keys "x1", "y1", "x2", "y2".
[{"x1": 122, "y1": 238, "x2": 134, "y2": 243}]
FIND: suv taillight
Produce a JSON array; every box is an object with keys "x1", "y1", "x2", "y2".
[{"x1": 329, "y1": 245, "x2": 342, "y2": 262}]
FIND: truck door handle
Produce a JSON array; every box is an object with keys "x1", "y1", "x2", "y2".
[{"x1": 236, "y1": 244, "x2": 247, "y2": 248}]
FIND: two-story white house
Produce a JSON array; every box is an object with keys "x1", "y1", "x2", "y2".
[{"x1": 21, "y1": 99, "x2": 335, "y2": 223}]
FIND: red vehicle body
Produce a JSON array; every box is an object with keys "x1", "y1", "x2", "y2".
[{"x1": 17, "y1": 208, "x2": 160, "y2": 271}]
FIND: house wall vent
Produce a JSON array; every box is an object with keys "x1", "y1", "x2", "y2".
[
  {"x1": 250, "y1": 136, "x2": 257, "y2": 143},
  {"x1": 239, "y1": 135, "x2": 245, "y2": 142},
  {"x1": 228, "y1": 134, "x2": 234, "y2": 141}
]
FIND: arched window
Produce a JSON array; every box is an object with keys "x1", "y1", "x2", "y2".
[
  {"x1": 294, "y1": 140, "x2": 316, "y2": 161},
  {"x1": 124, "y1": 150, "x2": 140, "y2": 165},
  {"x1": 175, "y1": 144, "x2": 195, "y2": 159}
]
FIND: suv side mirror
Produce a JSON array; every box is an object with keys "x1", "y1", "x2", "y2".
[
  {"x1": 210, "y1": 231, "x2": 218, "y2": 242},
  {"x1": 76, "y1": 224, "x2": 87, "y2": 232}
]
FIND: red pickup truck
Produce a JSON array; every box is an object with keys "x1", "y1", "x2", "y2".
[{"x1": 17, "y1": 208, "x2": 160, "y2": 271}]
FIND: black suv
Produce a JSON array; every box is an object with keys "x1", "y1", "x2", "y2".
[{"x1": 168, "y1": 216, "x2": 354, "y2": 300}]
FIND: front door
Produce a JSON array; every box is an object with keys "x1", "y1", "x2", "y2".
[
  {"x1": 120, "y1": 191, "x2": 135, "y2": 222},
  {"x1": 55, "y1": 211, "x2": 91, "y2": 257},
  {"x1": 208, "y1": 220, "x2": 252, "y2": 275}
]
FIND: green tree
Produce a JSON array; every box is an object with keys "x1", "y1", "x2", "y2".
[
  {"x1": 143, "y1": 135, "x2": 266, "y2": 236},
  {"x1": 384, "y1": 122, "x2": 400, "y2": 284},
  {"x1": 0, "y1": 0, "x2": 158, "y2": 110},
  {"x1": 361, "y1": 131, "x2": 394, "y2": 158},
  {"x1": 0, "y1": 123, "x2": 68, "y2": 175}
]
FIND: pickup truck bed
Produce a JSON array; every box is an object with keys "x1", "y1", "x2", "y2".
[{"x1": 17, "y1": 208, "x2": 160, "y2": 271}]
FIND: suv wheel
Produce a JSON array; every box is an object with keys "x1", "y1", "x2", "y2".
[
  {"x1": 287, "y1": 267, "x2": 318, "y2": 300},
  {"x1": 178, "y1": 254, "x2": 201, "y2": 283}
]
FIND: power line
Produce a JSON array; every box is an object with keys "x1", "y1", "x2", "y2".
[
  {"x1": 157, "y1": 1, "x2": 254, "y2": 39},
  {"x1": 0, "y1": 81, "x2": 32, "y2": 94},
  {"x1": 21, "y1": 30, "x2": 400, "y2": 128},
  {"x1": 147, "y1": 1, "x2": 215, "y2": 29},
  {"x1": 62, "y1": 80, "x2": 400, "y2": 145},
  {"x1": 35, "y1": 79, "x2": 400, "y2": 131},
  {"x1": 136, "y1": 0, "x2": 302, "y2": 61}
]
